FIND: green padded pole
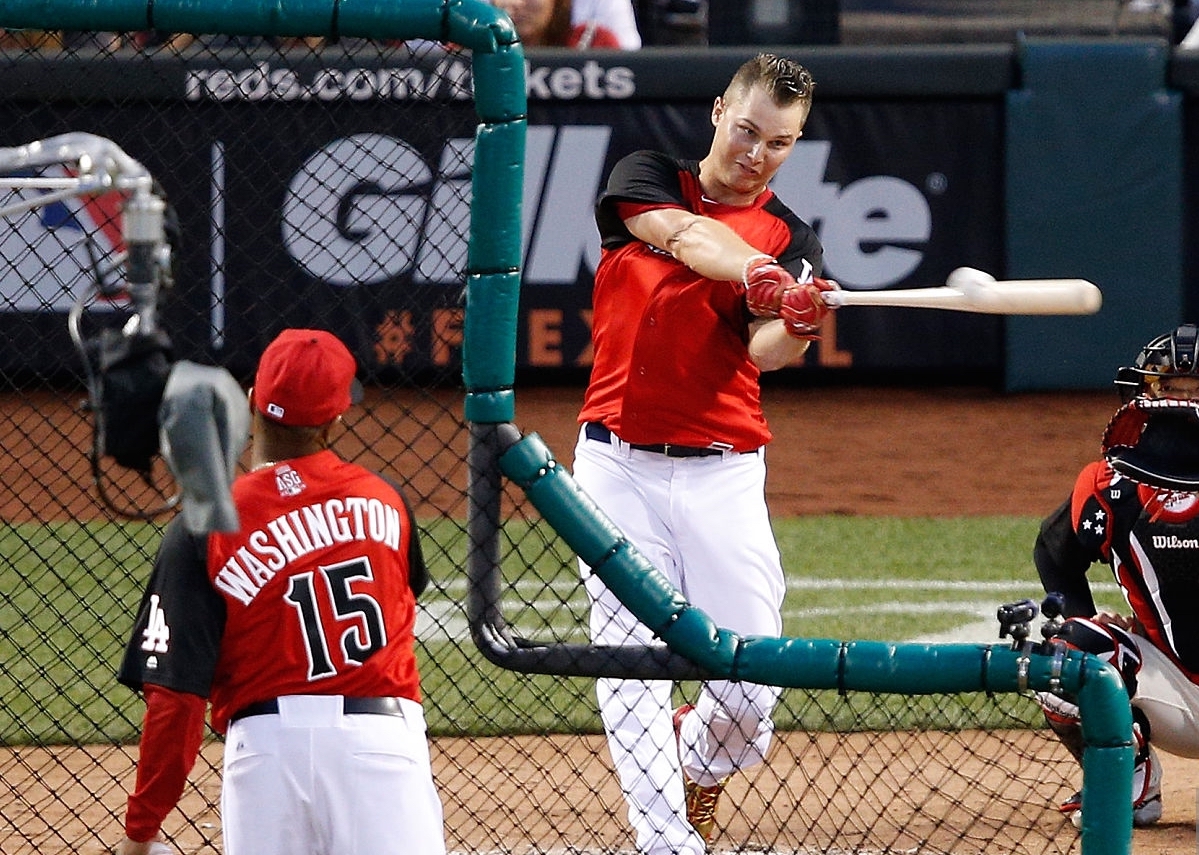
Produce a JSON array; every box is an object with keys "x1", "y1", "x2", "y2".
[
  {"x1": 1076, "y1": 662, "x2": 1135, "y2": 854},
  {"x1": 471, "y1": 41, "x2": 527, "y2": 123},
  {"x1": 501, "y1": 432, "x2": 626, "y2": 564},
  {"x1": 462, "y1": 267, "x2": 519, "y2": 423},
  {"x1": 469, "y1": 121, "x2": 526, "y2": 272},
  {"x1": 0, "y1": 0, "x2": 514, "y2": 49},
  {"x1": 462, "y1": 26, "x2": 526, "y2": 425},
  {"x1": 463, "y1": 118, "x2": 526, "y2": 423},
  {"x1": 339, "y1": 0, "x2": 448, "y2": 42}
]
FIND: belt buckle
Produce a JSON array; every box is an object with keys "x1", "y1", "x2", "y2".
[{"x1": 706, "y1": 441, "x2": 734, "y2": 453}]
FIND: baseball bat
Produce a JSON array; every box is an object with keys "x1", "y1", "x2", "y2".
[{"x1": 821, "y1": 268, "x2": 1102, "y2": 316}]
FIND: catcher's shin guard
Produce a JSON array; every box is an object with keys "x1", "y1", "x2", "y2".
[
  {"x1": 1039, "y1": 693, "x2": 1085, "y2": 764},
  {"x1": 1061, "y1": 725, "x2": 1161, "y2": 828},
  {"x1": 1039, "y1": 617, "x2": 1155, "y2": 824},
  {"x1": 1057, "y1": 711, "x2": 1160, "y2": 827},
  {"x1": 1035, "y1": 616, "x2": 1143, "y2": 738}
]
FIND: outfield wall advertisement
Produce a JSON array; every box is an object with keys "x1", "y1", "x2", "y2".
[{"x1": 0, "y1": 52, "x2": 1005, "y2": 381}]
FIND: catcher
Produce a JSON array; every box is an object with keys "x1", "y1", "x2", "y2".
[{"x1": 1035, "y1": 323, "x2": 1199, "y2": 828}]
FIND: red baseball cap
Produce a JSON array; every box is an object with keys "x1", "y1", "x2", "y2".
[{"x1": 252, "y1": 329, "x2": 362, "y2": 426}]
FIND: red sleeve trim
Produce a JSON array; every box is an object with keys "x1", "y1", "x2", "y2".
[
  {"x1": 1069, "y1": 461, "x2": 1108, "y2": 528},
  {"x1": 124, "y1": 685, "x2": 207, "y2": 842}
]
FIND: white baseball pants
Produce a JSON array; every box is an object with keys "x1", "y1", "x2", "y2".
[
  {"x1": 573, "y1": 427, "x2": 785, "y2": 855},
  {"x1": 221, "y1": 695, "x2": 446, "y2": 855}
]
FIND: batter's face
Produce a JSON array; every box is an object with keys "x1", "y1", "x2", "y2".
[{"x1": 701, "y1": 84, "x2": 809, "y2": 206}]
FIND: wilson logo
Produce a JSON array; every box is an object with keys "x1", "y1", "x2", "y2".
[{"x1": 1151, "y1": 535, "x2": 1199, "y2": 549}]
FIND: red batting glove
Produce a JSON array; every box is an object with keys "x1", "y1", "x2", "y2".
[
  {"x1": 742, "y1": 254, "x2": 796, "y2": 318},
  {"x1": 780, "y1": 278, "x2": 838, "y2": 340}
]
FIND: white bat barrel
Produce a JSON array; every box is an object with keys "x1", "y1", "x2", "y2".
[{"x1": 822, "y1": 268, "x2": 1102, "y2": 316}]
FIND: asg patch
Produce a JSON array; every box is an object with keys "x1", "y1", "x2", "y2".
[{"x1": 275, "y1": 464, "x2": 306, "y2": 498}]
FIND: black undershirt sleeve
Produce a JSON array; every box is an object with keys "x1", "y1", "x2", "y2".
[{"x1": 118, "y1": 517, "x2": 224, "y2": 697}]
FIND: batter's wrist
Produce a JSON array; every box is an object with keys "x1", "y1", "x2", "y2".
[{"x1": 740, "y1": 253, "x2": 776, "y2": 288}]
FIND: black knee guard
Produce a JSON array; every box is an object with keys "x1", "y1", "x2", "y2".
[{"x1": 1055, "y1": 616, "x2": 1142, "y2": 698}]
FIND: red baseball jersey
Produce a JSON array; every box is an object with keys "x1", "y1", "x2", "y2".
[
  {"x1": 119, "y1": 450, "x2": 425, "y2": 733},
  {"x1": 579, "y1": 150, "x2": 823, "y2": 451}
]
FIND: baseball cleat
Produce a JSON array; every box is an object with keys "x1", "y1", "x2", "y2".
[
  {"x1": 1059, "y1": 744, "x2": 1163, "y2": 828},
  {"x1": 684, "y1": 776, "x2": 729, "y2": 842},
  {"x1": 1132, "y1": 745, "x2": 1164, "y2": 826},
  {"x1": 673, "y1": 704, "x2": 730, "y2": 842}
]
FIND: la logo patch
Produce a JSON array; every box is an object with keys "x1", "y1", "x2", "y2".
[{"x1": 141, "y1": 594, "x2": 170, "y2": 654}]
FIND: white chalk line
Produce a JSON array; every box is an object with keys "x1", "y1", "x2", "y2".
[{"x1": 416, "y1": 580, "x2": 1117, "y2": 643}]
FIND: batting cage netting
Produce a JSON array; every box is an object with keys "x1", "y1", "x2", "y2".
[{"x1": 0, "y1": 7, "x2": 1125, "y2": 855}]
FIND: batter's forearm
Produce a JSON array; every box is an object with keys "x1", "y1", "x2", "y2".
[
  {"x1": 665, "y1": 217, "x2": 767, "y2": 282},
  {"x1": 748, "y1": 319, "x2": 810, "y2": 371},
  {"x1": 625, "y1": 209, "x2": 767, "y2": 283}
]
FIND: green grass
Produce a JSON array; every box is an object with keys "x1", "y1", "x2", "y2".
[
  {"x1": 0, "y1": 516, "x2": 1126, "y2": 743},
  {"x1": 416, "y1": 515, "x2": 1125, "y2": 735},
  {"x1": 0, "y1": 521, "x2": 160, "y2": 744},
  {"x1": 773, "y1": 516, "x2": 1126, "y2": 639}
]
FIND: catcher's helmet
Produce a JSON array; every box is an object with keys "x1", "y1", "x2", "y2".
[{"x1": 1116, "y1": 324, "x2": 1199, "y2": 402}]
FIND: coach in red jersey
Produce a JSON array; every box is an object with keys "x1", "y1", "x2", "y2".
[
  {"x1": 116, "y1": 329, "x2": 445, "y2": 855},
  {"x1": 573, "y1": 53, "x2": 833, "y2": 854}
]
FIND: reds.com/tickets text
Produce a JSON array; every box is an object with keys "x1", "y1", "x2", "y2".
[{"x1": 186, "y1": 58, "x2": 635, "y2": 102}]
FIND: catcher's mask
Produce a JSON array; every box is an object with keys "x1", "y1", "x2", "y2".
[
  {"x1": 1115, "y1": 324, "x2": 1199, "y2": 403},
  {"x1": 1102, "y1": 397, "x2": 1199, "y2": 492}
]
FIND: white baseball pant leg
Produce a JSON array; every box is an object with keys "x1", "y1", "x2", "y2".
[
  {"x1": 1133, "y1": 641, "x2": 1199, "y2": 759},
  {"x1": 221, "y1": 695, "x2": 446, "y2": 855},
  {"x1": 574, "y1": 428, "x2": 785, "y2": 855}
]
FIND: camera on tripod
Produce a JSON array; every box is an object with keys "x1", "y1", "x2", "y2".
[{"x1": 997, "y1": 592, "x2": 1066, "y2": 654}]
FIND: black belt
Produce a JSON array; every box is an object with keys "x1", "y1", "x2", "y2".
[
  {"x1": 230, "y1": 696, "x2": 404, "y2": 722},
  {"x1": 584, "y1": 422, "x2": 744, "y2": 458}
]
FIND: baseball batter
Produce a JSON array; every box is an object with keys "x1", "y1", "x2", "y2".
[
  {"x1": 1036, "y1": 324, "x2": 1199, "y2": 828},
  {"x1": 115, "y1": 329, "x2": 445, "y2": 855},
  {"x1": 572, "y1": 54, "x2": 833, "y2": 854}
]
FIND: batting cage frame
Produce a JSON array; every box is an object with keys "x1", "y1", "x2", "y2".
[{"x1": 0, "y1": 2, "x2": 1135, "y2": 854}]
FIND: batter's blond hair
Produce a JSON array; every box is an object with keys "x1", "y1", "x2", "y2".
[{"x1": 725, "y1": 53, "x2": 815, "y2": 109}]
